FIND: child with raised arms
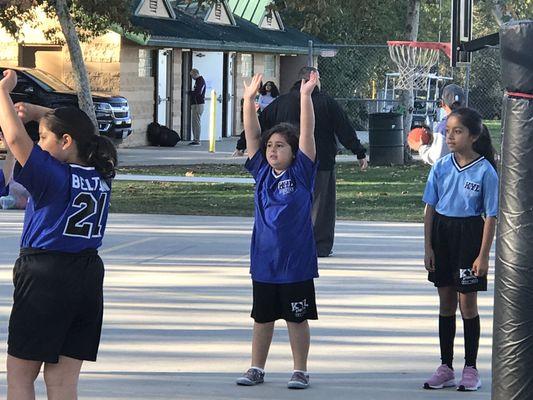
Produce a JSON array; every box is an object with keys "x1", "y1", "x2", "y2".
[
  {"x1": 236, "y1": 72, "x2": 319, "y2": 389},
  {"x1": 422, "y1": 107, "x2": 498, "y2": 392},
  {"x1": 0, "y1": 70, "x2": 116, "y2": 400}
]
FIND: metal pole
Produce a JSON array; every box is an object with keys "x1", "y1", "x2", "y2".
[
  {"x1": 209, "y1": 89, "x2": 216, "y2": 153},
  {"x1": 464, "y1": 63, "x2": 471, "y2": 107},
  {"x1": 307, "y1": 40, "x2": 314, "y2": 67}
]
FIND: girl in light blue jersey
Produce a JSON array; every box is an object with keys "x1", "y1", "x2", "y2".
[
  {"x1": 0, "y1": 70, "x2": 116, "y2": 400},
  {"x1": 236, "y1": 72, "x2": 319, "y2": 390},
  {"x1": 422, "y1": 107, "x2": 498, "y2": 392}
]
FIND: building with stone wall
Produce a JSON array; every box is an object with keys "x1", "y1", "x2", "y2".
[{"x1": 0, "y1": 0, "x2": 326, "y2": 147}]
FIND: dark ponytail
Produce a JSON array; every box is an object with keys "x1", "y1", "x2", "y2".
[
  {"x1": 449, "y1": 107, "x2": 497, "y2": 170},
  {"x1": 473, "y1": 124, "x2": 497, "y2": 171},
  {"x1": 87, "y1": 135, "x2": 117, "y2": 179},
  {"x1": 42, "y1": 107, "x2": 117, "y2": 179}
]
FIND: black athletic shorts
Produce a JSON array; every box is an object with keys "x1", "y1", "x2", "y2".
[
  {"x1": 251, "y1": 279, "x2": 318, "y2": 323},
  {"x1": 8, "y1": 247, "x2": 104, "y2": 363},
  {"x1": 429, "y1": 213, "x2": 487, "y2": 293}
]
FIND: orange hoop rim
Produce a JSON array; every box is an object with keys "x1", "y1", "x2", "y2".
[{"x1": 387, "y1": 41, "x2": 452, "y2": 59}]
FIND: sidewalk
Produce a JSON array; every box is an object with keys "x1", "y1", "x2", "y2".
[
  {"x1": 116, "y1": 136, "x2": 366, "y2": 167},
  {"x1": 0, "y1": 213, "x2": 492, "y2": 399}
]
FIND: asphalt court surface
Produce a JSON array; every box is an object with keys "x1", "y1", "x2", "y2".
[{"x1": 0, "y1": 212, "x2": 493, "y2": 399}]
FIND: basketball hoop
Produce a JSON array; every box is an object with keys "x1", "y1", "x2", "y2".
[{"x1": 387, "y1": 41, "x2": 451, "y2": 90}]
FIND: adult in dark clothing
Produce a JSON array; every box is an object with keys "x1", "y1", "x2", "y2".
[
  {"x1": 237, "y1": 67, "x2": 368, "y2": 256},
  {"x1": 189, "y1": 69, "x2": 206, "y2": 145}
]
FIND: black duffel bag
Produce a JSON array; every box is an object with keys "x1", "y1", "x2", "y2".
[{"x1": 147, "y1": 122, "x2": 181, "y2": 147}]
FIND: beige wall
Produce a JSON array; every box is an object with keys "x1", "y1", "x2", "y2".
[
  {"x1": 118, "y1": 39, "x2": 155, "y2": 147},
  {"x1": 0, "y1": 30, "x2": 19, "y2": 66},
  {"x1": 0, "y1": 24, "x2": 121, "y2": 95},
  {"x1": 118, "y1": 43, "x2": 184, "y2": 147},
  {"x1": 61, "y1": 32, "x2": 121, "y2": 94}
]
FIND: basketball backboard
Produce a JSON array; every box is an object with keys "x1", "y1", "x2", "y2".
[{"x1": 451, "y1": 0, "x2": 473, "y2": 66}]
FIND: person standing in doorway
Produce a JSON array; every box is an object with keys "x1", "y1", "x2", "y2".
[{"x1": 189, "y1": 69, "x2": 206, "y2": 146}]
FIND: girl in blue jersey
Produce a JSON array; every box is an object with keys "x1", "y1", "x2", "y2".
[
  {"x1": 236, "y1": 72, "x2": 319, "y2": 389},
  {"x1": 422, "y1": 107, "x2": 498, "y2": 392},
  {"x1": 0, "y1": 70, "x2": 116, "y2": 400}
]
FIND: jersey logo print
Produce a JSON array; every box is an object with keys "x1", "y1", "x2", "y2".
[
  {"x1": 278, "y1": 179, "x2": 294, "y2": 195},
  {"x1": 464, "y1": 181, "x2": 481, "y2": 192},
  {"x1": 63, "y1": 192, "x2": 108, "y2": 239}
]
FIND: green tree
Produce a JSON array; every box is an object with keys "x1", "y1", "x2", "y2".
[
  {"x1": 0, "y1": 0, "x2": 138, "y2": 127},
  {"x1": 279, "y1": 0, "x2": 410, "y2": 44}
]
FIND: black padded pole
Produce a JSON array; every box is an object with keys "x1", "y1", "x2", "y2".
[{"x1": 492, "y1": 20, "x2": 533, "y2": 400}]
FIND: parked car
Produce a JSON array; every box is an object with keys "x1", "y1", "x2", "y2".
[{"x1": 0, "y1": 66, "x2": 132, "y2": 140}]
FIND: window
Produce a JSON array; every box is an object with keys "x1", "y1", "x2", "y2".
[
  {"x1": 138, "y1": 49, "x2": 153, "y2": 78},
  {"x1": 264, "y1": 54, "x2": 277, "y2": 78},
  {"x1": 241, "y1": 54, "x2": 253, "y2": 77}
]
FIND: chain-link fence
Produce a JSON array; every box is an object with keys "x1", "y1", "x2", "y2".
[{"x1": 315, "y1": 44, "x2": 502, "y2": 130}]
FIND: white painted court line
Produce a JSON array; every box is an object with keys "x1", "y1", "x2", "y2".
[{"x1": 115, "y1": 174, "x2": 254, "y2": 184}]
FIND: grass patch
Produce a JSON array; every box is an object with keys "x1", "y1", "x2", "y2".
[
  {"x1": 116, "y1": 164, "x2": 249, "y2": 177},
  {"x1": 111, "y1": 162, "x2": 430, "y2": 222}
]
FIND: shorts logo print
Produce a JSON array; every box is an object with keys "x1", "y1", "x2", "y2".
[
  {"x1": 459, "y1": 268, "x2": 479, "y2": 286},
  {"x1": 291, "y1": 299, "x2": 308, "y2": 318}
]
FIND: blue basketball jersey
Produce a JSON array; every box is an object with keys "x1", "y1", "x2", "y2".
[
  {"x1": 0, "y1": 170, "x2": 6, "y2": 196},
  {"x1": 14, "y1": 145, "x2": 111, "y2": 252},
  {"x1": 423, "y1": 153, "x2": 498, "y2": 217},
  {"x1": 245, "y1": 150, "x2": 318, "y2": 284}
]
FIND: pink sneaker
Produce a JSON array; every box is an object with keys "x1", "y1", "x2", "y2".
[
  {"x1": 457, "y1": 366, "x2": 481, "y2": 391},
  {"x1": 423, "y1": 364, "x2": 456, "y2": 389}
]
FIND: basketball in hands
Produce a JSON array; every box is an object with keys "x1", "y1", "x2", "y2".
[{"x1": 407, "y1": 127, "x2": 431, "y2": 151}]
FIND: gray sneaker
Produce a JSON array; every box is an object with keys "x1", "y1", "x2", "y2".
[
  {"x1": 287, "y1": 371, "x2": 309, "y2": 389},
  {"x1": 236, "y1": 368, "x2": 265, "y2": 386}
]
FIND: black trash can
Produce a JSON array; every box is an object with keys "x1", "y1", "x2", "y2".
[{"x1": 368, "y1": 113, "x2": 404, "y2": 165}]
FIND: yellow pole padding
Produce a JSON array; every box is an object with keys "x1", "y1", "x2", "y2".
[
  {"x1": 209, "y1": 89, "x2": 216, "y2": 153},
  {"x1": 372, "y1": 80, "x2": 377, "y2": 100}
]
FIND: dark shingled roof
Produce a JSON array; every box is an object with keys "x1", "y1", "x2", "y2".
[{"x1": 128, "y1": 1, "x2": 328, "y2": 54}]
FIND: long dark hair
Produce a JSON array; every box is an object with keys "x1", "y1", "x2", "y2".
[
  {"x1": 261, "y1": 122, "x2": 299, "y2": 157},
  {"x1": 449, "y1": 107, "x2": 497, "y2": 170},
  {"x1": 42, "y1": 107, "x2": 117, "y2": 179},
  {"x1": 259, "y1": 81, "x2": 279, "y2": 97}
]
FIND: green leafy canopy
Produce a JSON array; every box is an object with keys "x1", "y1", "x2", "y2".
[{"x1": 0, "y1": 0, "x2": 141, "y2": 42}]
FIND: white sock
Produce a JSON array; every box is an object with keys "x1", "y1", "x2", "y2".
[
  {"x1": 293, "y1": 369, "x2": 308, "y2": 375},
  {"x1": 251, "y1": 366, "x2": 265, "y2": 373}
]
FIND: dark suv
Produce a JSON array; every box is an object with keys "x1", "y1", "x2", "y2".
[{"x1": 0, "y1": 66, "x2": 132, "y2": 140}]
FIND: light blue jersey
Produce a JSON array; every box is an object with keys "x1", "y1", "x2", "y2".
[{"x1": 423, "y1": 153, "x2": 498, "y2": 217}]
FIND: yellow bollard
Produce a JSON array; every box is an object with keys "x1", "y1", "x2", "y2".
[
  {"x1": 371, "y1": 80, "x2": 377, "y2": 100},
  {"x1": 209, "y1": 89, "x2": 216, "y2": 153}
]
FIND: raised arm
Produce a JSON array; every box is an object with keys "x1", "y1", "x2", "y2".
[
  {"x1": 298, "y1": 71, "x2": 318, "y2": 161},
  {"x1": 243, "y1": 74, "x2": 263, "y2": 159},
  {"x1": 1, "y1": 146, "x2": 16, "y2": 183},
  {"x1": 0, "y1": 70, "x2": 34, "y2": 166},
  {"x1": 15, "y1": 102, "x2": 51, "y2": 123}
]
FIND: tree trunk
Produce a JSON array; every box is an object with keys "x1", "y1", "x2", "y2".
[
  {"x1": 399, "y1": 0, "x2": 421, "y2": 154},
  {"x1": 54, "y1": 0, "x2": 98, "y2": 129}
]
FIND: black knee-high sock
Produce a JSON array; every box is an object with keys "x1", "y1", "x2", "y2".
[
  {"x1": 463, "y1": 315, "x2": 480, "y2": 368},
  {"x1": 439, "y1": 315, "x2": 456, "y2": 369}
]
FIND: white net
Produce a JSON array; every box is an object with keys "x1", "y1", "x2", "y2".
[{"x1": 388, "y1": 44, "x2": 440, "y2": 90}]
